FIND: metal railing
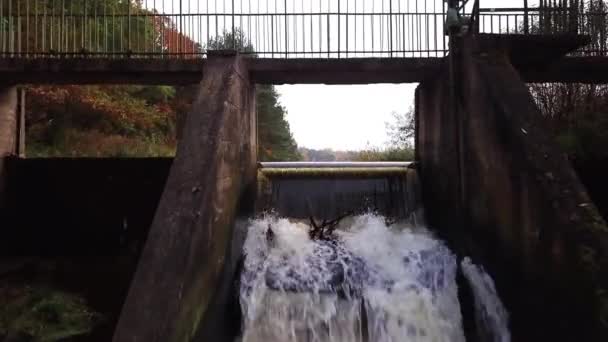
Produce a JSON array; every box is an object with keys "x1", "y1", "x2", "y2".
[{"x1": 0, "y1": 0, "x2": 602, "y2": 59}]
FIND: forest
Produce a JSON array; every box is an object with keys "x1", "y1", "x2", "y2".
[{"x1": 4, "y1": 0, "x2": 608, "y2": 165}]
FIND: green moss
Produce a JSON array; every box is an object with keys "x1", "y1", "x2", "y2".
[{"x1": 0, "y1": 286, "x2": 101, "y2": 341}]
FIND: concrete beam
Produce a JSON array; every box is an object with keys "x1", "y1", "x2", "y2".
[
  {"x1": 113, "y1": 54, "x2": 257, "y2": 342},
  {"x1": 249, "y1": 58, "x2": 444, "y2": 84},
  {"x1": 1, "y1": 52, "x2": 606, "y2": 85},
  {"x1": 0, "y1": 57, "x2": 444, "y2": 85},
  {"x1": 0, "y1": 58, "x2": 207, "y2": 85}
]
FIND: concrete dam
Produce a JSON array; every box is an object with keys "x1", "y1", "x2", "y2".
[
  {"x1": 1, "y1": 6, "x2": 608, "y2": 342},
  {"x1": 108, "y1": 35, "x2": 607, "y2": 341}
]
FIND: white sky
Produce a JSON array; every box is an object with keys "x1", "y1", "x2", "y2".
[
  {"x1": 277, "y1": 84, "x2": 417, "y2": 150},
  {"x1": 278, "y1": 0, "x2": 533, "y2": 151}
]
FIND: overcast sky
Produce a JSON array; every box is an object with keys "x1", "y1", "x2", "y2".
[{"x1": 275, "y1": 0, "x2": 534, "y2": 151}]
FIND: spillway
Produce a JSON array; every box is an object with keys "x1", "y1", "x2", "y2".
[{"x1": 234, "y1": 162, "x2": 510, "y2": 342}]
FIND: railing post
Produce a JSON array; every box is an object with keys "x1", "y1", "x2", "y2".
[
  {"x1": 389, "y1": 0, "x2": 393, "y2": 57},
  {"x1": 8, "y1": 0, "x2": 12, "y2": 57},
  {"x1": 232, "y1": 0, "x2": 235, "y2": 50},
  {"x1": 284, "y1": 0, "x2": 288, "y2": 58},
  {"x1": 338, "y1": 0, "x2": 341, "y2": 58},
  {"x1": 524, "y1": 0, "x2": 530, "y2": 34},
  {"x1": 179, "y1": 0, "x2": 183, "y2": 55},
  {"x1": 127, "y1": 0, "x2": 132, "y2": 53},
  {"x1": 17, "y1": 0, "x2": 21, "y2": 57}
]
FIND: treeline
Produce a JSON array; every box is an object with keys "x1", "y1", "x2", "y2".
[
  {"x1": 299, "y1": 147, "x2": 414, "y2": 162},
  {"x1": 16, "y1": 1, "x2": 300, "y2": 161}
]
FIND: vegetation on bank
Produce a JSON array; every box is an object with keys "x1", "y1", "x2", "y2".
[
  {"x1": 0, "y1": 283, "x2": 100, "y2": 341},
  {"x1": 526, "y1": 1, "x2": 608, "y2": 162},
  {"x1": 298, "y1": 110, "x2": 416, "y2": 162},
  {"x1": 530, "y1": 83, "x2": 608, "y2": 162}
]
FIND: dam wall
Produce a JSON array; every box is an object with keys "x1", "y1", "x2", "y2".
[
  {"x1": 416, "y1": 35, "x2": 608, "y2": 340},
  {"x1": 113, "y1": 53, "x2": 257, "y2": 342},
  {"x1": 257, "y1": 163, "x2": 422, "y2": 221}
]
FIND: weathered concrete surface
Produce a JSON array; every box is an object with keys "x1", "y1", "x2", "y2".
[
  {"x1": 112, "y1": 53, "x2": 256, "y2": 342},
  {"x1": 417, "y1": 36, "x2": 608, "y2": 340},
  {"x1": 0, "y1": 86, "x2": 18, "y2": 214}
]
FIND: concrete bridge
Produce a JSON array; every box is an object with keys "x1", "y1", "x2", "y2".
[{"x1": 1, "y1": 1, "x2": 608, "y2": 341}]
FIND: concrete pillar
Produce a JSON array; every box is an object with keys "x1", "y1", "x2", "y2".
[
  {"x1": 0, "y1": 86, "x2": 18, "y2": 156},
  {"x1": 113, "y1": 52, "x2": 257, "y2": 342},
  {"x1": 0, "y1": 86, "x2": 18, "y2": 211},
  {"x1": 417, "y1": 35, "x2": 608, "y2": 340}
]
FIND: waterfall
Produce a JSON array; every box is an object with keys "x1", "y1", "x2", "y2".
[
  {"x1": 461, "y1": 257, "x2": 511, "y2": 342},
  {"x1": 238, "y1": 214, "x2": 465, "y2": 342}
]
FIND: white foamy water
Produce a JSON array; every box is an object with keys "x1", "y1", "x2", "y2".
[
  {"x1": 461, "y1": 257, "x2": 511, "y2": 342},
  {"x1": 239, "y1": 214, "x2": 465, "y2": 342}
]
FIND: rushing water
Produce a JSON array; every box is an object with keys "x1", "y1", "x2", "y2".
[
  {"x1": 238, "y1": 214, "x2": 509, "y2": 342},
  {"x1": 461, "y1": 257, "x2": 511, "y2": 342}
]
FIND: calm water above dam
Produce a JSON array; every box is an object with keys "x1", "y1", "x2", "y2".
[{"x1": 237, "y1": 214, "x2": 510, "y2": 342}]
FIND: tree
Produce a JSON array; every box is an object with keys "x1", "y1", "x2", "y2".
[
  {"x1": 528, "y1": 1, "x2": 608, "y2": 161},
  {"x1": 385, "y1": 109, "x2": 415, "y2": 149},
  {"x1": 208, "y1": 29, "x2": 301, "y2": 161},
  {"x1": 25, "y1": 24, "x2": 300, "y2": 160},
  {"x1": 256, "y1": 86, "x2": 301, "y2": 161},
  {"x1": 26, "y1": 84, "x2": 178, "y2": 157}
]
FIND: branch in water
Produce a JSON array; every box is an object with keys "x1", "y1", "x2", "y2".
[{"x1": 308, "y1": 211, "x2": 354, "y2": 240}]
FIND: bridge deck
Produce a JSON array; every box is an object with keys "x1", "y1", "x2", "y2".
[{"x1": 0, "y1": 57, "x2": 607, "y2": 85}]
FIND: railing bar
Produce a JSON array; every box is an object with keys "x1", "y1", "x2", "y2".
[
  {"x1": 62, "y1": 0, "x2": 66, "y2": 54},
  {"x1": 362, "y1": 0, "x2": 365, "y2": 56},
  {"x1": 338, "y1": 0, "x2": 341, "y2": 58},
  {"x1": 17, "y1": 0, "x2": 21, "y2": 57},
  {"x1": 294, "y1": 0, "x2": 297, "y2": 58},
  {"x1": 371, "y1": 0, "x2": 374, "y2": 53},
  {"x1": 416, "y1": 0, "x2": 421, "y2": 57},
  {"x1": 389, "y1": 0, "x2": 393, "y2": 57},
  {"x1": 426, "y1": 12, "x2": 429, "y2": 58},
  {"x1": 327, "y1": 12, "x2": 330, "y2": 58},
  {"x1": 380, "y1": 0, "x2": 384, "y2": 56},
  {"x1": 434, "y1": 0, "x2": 438, "y2": 57},
  {"x1": 442, "y1": 0, "x2": 446, "y2": 56},
  {"x1": 96, "y1": 1, "x2": 100, "y2": 54},
  {"x1": 26, "y1": 0, "x2": 29, "y2": 57},
  {"x1": 240, "y1": 0, "x2": 243, "y2": 49},
  {"x1": 1, "y1": 0, "x2": 4, "y2": 55},
  {"x1": 51, "y1": 0, "x2": 55, "y2": 54}
]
